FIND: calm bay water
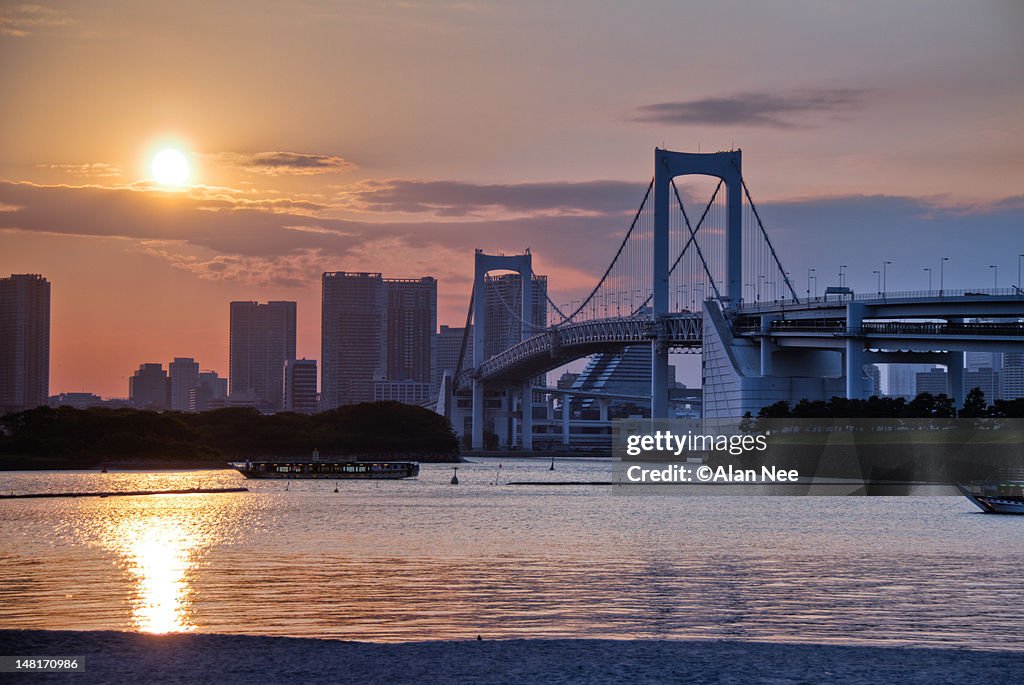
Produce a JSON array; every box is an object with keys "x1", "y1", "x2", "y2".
[{"x1": 1, "y1": 458, "x2": 1022, "y2": 649}]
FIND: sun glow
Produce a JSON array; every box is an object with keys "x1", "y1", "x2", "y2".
[{"x1": 151, "y1": 148, "x2": 190, "y2": 186}]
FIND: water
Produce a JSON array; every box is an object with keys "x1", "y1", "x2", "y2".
[{"x1": 1, "y1": 458, "x2": 1022, "y2": 648}]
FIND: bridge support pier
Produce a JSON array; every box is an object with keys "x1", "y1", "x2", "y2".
[
  {"x1": 599, "y1": 398, "x2": 609, "y2": 422},
  {"x1": 522, "y1": 382, "x2": 533, "y2": 451},
  {"x1": 472, "y1": 380, "x2": 484, "y2": 449},
  {"x1": 760, "y1": 314, "x2": 778, "y2": 376},
  {"x1": 562, "y1": 395, "x2": 571, "y2": 445},
  {"x1": 845, "y1": 303, "x2": 866, "y2": 400},
  {"x1": 945, "y1": 351, "x2": 964, "y2": 408}
]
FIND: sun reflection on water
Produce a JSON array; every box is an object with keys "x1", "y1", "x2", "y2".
[{"x1": 99, "y1": 498, "x2": 212, "y2": 634}]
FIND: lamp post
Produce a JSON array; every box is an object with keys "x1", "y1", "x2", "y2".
[
  {"x1": 806, "y1": 268, "x2": 815, "y2": 303},
  {"x1": 873, "y1": 270, "x2": 880, "y2": 295},
  {"x1": 882, "y1": 260, "x2": 892, "y2": 298},
  {"x1": 939, "y1": 257, "x2": 949, "y2": 296},
  {"x1": 989, "y1": 265, "x2": 997, "y2": 290},
  {"x1": 810, "y1": 275, "x2": 818, "y2": 299},
  {"x1": 924, "y1": 267, "x2": 932, "y2": 292}
]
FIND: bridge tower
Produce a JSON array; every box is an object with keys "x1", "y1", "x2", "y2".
[
  {"x1": 471, "y1": 250, "x2": 534, "y2": 450},
  {"x1": 652, "y1": 149, "x2": 743, "y2": 418}
]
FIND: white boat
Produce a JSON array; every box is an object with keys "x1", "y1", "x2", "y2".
[{"x1": 957, "y1": 481, "x2": 1024, "y2": 515}]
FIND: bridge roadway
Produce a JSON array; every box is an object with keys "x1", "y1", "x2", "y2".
[{"x1": 455, "y1": 290, "x2": 1024, "y2": 392}]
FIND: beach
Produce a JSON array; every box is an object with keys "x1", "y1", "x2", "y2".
[{"x1": 4, "y1": 630, "x2": 1022, "y2": 684}]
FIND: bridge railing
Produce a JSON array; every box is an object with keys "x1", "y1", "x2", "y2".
[
  {"x1": 739, "y1": 320, "x2": 1024, "y2": 337},
  {"x1": 736, "y1": 287, "x2": 1024, "y2": 312}
]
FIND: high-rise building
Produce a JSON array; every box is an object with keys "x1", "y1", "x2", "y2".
[
  {"x1": 189, "y1": 370, "x2": 228, "y2": 412},
  {"x1": 1001, "y1": 353, "x2": 1024, "y2": 401},
  {"x1": 168, "y1": 357, "x2": 200, "y2": 411},
  {"x1": 129, "y1": 363, "x2": 169, "y2": 410},
  {"x1": 285, "y1": 358, "x2": 318, "y2": 413},
  {"x1": 965, "y1": 351, "x2": 1001, "y2": 373},
  {"x1": 0, "y1": 274, "x2": 50, "y2": 412},
  {"x1": 884, "y1": 364, "x2": 934, "y2": 399},
  {"x1": 435, "y1": 324, "x2": 472, "y2": 392},
  {"x1": 915, "y1": 367, "x2": 949, "y2": 396},
  {"x1": 483, "y1": 273, "x2": 547, "y2": 359},
  {"x1": 229, "y1": 301, "x2": 297, "y2": 411},
  {"x1": 963, "y1": 367, "x2": 1000, "y2": 405},
  {"x1": 321, "y1": 272, "x2": 387, "y2": 409},
  {"x1": 384, "y1": 278, "x2": 436, "y2": 390},
  {"x1": 866, "y1": 364, "x2": 882, "y2": 397}
]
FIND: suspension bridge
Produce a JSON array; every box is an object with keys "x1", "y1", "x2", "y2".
[{"x1": 444, "y1": 149, "x2": 1024, "y2": 450}]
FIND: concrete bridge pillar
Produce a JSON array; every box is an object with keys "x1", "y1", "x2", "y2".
[
  {"x1": 945, "y1": 351, "x2": 964, "y2": 408},
  {"x1": 760, "y1": 314, "x2": 778, "y2": 376},
  {"x1": 562, "y1": 394, "x2": 571, "y2": 445},
  {"x1": 522, "y1": 382, "x2": 533, "y2": 451},
  {"x1": 599, "y1": 398, "x2": 609, "y2": 422},
  {"x1": 472, "y1": 380, "x2": 484, "y2": 449},
  {"x1": 546, "y1": 395, "x2": 555, "y2": 421},
  {"x1": 845, "y1": 302, "x2": 867, "y2": 399}
]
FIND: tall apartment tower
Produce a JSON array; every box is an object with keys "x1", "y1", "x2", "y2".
[
  {"x1": 0, "y1": 274, "x2": 50, "y2": 413},
  {"x1": 321, "y1": 273, "x2": 387, "y2": 409},
  {"x1": 229, "y1": 301, "x2": 297, "y2": 410},
  {"x1": 129, "y1": 363, "x2": 169, "y2": 410},
  {"x1": 483, "y1": 273, "x2": 547, "y2": 358},
  {"x1": 384, "y1": 277, "x2": 437, "y2": 388},
  {"x1": 285, "y1": 358, "x2": 318, "y2": 413},
  {"x1": 435, "y1": 324, "x2": 472, "y2": 391},
  {"x1": 167, "y1": 357, "x2": 200, "y2": 411}
]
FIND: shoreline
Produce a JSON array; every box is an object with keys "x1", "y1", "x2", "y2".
[{"x1": 3, "y1": 630, "x2": 1022, "y2": 684}]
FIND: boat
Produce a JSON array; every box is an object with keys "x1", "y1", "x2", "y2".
[
  {"x1": 956, "y1": 480, "x2": 1024, "y2": 515},
  {"x1": 230, "y1": 459, "x2": 419, "y2": 480}
]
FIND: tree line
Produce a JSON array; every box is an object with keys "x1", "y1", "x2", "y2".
[
  {"x1": 0, "y1": 402, "x2": 460, "y2": 469},
  {"x1": 750, "y1": 388, "x2": 1024, "y2": 420}
]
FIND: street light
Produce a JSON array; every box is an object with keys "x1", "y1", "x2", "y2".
[
  {"x1": 806, "y1": 268, "x2": 815, "y2": 302},
  {"x1": 939, "y1": 257, "x2": 949, "y2": 296},
  {"x1": 810, "y1": 275, "x2": 818, "y2": 299},
  {"x1": 989, "y1": 265, "x2": 997, "y2": 290},
  {"x1": 882, "y1": 260, "x2": 892, "y2": 297},
  {"x1": 924, "y1": 267, "x2": 932, "y2": 292},
  {"x1": 873, "y1": 269, "x2": 881, "y2": 295}
]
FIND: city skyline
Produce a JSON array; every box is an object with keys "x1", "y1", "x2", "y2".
[{"x1": 2, "y1": 1, "x2": 1023, "y2": 397}]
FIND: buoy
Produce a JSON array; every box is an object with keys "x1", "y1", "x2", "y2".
[
  {"x1": 333, "y1": 484, "x2": 339, "y2": 493},
  {"x1": 549, "y1": 457, "x2": 555, "y2": 471},
  {"x1": 451, "y1": 466, "x2": 459, "y2": 485}
]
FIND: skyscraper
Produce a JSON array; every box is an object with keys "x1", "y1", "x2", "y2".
[
  {"x1": 483, "y1": 273, "x2": 548, "y2": 359},
  {"x1": 229, "y1": 300, "x2": 297, "y2": 410},
  {"x1": 189, "y1": 370, "x2": 228, "y2": 412},
  {"x1": 285, "y1": 358, "x2": 318, "y2": 413},
  {"x1": 0, "y1": 274, "x2": 50, "y2": 413},
  {"x1": 321, "y1": 272, "x2": 387, "y2": 409},
  {"x1": 435, "y1": 324, "x2": 472, "y2": 392},
  {"x1": 129, "y1": 363, "x2": 168, "y2": 410},
  {"x1": 1001, "y1": 352, "x2": 1024, "y2": 401},
  {"x1": 384, "y1": 278, "x2": 437, "y2": 391},
  {"x1": 168, "y1": 357, "x2": 200, "y2": 411}
]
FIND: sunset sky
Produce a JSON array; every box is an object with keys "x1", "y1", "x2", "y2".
[{"x1": 2, "y1": 0, "x2": 1023, "y2": 397}]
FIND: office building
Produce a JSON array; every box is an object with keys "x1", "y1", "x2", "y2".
[
  {"x1": 321, "y1": 272, "x2": 387, "y2": 409},
  {"x1": 963, "y1": 367, "x2": 1000, "y2": 404},
  {"x1": 915, "y1": 367, "x2": 949, "y2": 396},
  {"x1": 0, "y1": 273, "x2": 50, "y2": 412},
  {"x1": 189, "y1": 370, "x2": 228, "y2": 412},
  {"x1": 385, "y1": 277, "x2": 436, "y2": 391},
  {"x1": 435, "y1": 325, "x2": 471, "y2": 393},
  {"x1": 1002, "y1": 353, "x2": 1024, "y2": 401},
  {"x1": 129, "y1": 363, "x2": 169, "y2": 410},
  {"x1": 285, "y1": 358, "x2": 318, "y2": 413},
  {"x1": 229, "y1": 301, "x2": 296, "y2": 411},
  {"x1": 168, "y1": 357, "x2": 200, "y2": 411}
]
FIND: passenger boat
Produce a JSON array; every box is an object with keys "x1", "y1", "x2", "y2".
[
  {"x1": 956, "y1": 480, "x2": 1024, "y2": 515},
  {"x1": 230, "y1": 459, "x2": 419, "y2": 480}
]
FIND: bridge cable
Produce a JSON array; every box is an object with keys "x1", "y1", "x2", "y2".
[
  {"x1": 734, "y1": 165, "x2": 800, "y2": 303},
  {"x1": 453, "y1": 283, "x2": 475, "y2": 381},
  {"x1": 545, "y1": 178, "x2": 655, "y2": 326}
]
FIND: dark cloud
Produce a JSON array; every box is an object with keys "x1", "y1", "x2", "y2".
[
  {"x1": 0, "y1": 4, "x2": 71, "y2": 37},
  {"x1": 2, "y1": 180, "x2": 1020, "y2": 296},
  {"x1": 341, "y1": 179, "x2": 648, "y2": 216},
  {"x1": 211, "y1": 151, "x2": 356, "y2": 175},
  {"x1": 633, "y1": 89, "x2": 869, "y2": 128}
]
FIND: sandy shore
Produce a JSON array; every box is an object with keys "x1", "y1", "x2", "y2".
[{"x1": 3, "y1": 631, "x2": 1021, "y2": 684}]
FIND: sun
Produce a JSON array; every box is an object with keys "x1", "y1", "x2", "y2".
[{"x1": 151, "y1": 148, "x2": 190, "y2": 186}]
